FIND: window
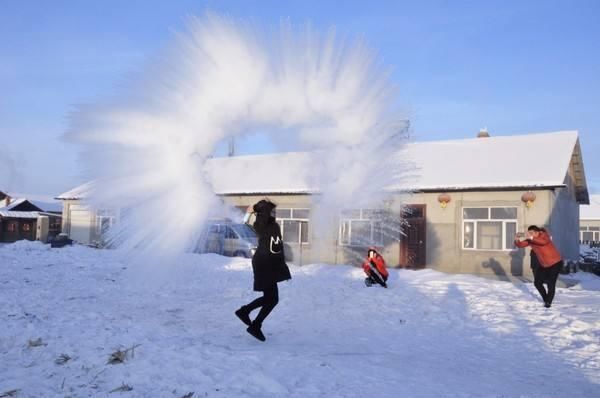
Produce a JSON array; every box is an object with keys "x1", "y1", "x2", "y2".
[
  {"x1": 7, "y1": 222, "x2": 16, "y2": 232},
  {"x1": 96, "y1": 209, "x2": 116, "y2": 235},
  {"x1": 230, "y1": 224, "x2": 255, "y2": 239},
  {"x1": 462, "y1": 207, "x2": 518, "y2": 251},
  {"x1": 339, "y1": 209, "x2": 384, "y2": 246},
  {"x1": 582, "y1": 231, "x2": 594, "y2": 242},
  {"x1": 276, "y1": 208, "x2": 309, "y2": 244},
  {"x1": 49, "y1": 217, "x2": 62, "y2": 231},
  {"x1": 22, "y1": 223, "x2": 31, "y2": 232},
  {"x1": 224, "y1": 226, "x2": 236, "y2": 239},
  {"x1": 580, "y1": 228, "x2": 600, "y2": 243}
]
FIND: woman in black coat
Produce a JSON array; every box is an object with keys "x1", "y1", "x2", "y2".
[{"x1": 235, "y1": 199, "x2": 291, "y2": 341}]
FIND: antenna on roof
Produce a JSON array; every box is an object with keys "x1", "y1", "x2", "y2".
[{"x1": 228, "y1": 137, "x2": 235, "y2": 157}]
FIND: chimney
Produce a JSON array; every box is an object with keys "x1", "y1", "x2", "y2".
[
  {"x1": 4, "y1": 195, "x2": 11, "y2": 207},
  {"x1": 477, "y1": 128, "x2": 490, "y2": 138}
]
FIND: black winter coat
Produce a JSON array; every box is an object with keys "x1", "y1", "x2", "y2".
[{"x1": 251, "y1": 219, "x2": 291, "y2": 291}]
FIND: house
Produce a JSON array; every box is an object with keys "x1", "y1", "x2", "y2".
[
  {"x1": 580, "y1": 195, "x2": 600, "y2": 245},
  {"x1": 57, "y1": 130, "x2": 589, "y2": 280},
  {"x1": 0, "y1": 191, "x2": 63, "y2": 243}
]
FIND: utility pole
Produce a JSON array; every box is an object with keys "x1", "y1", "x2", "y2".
[{"x1": 228, "y1": 137, "x2": 235, "y2": 157}]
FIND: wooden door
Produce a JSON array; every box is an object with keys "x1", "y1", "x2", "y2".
[{"x1": 400, "y1": 205, "x2": 426, "y2": 268}]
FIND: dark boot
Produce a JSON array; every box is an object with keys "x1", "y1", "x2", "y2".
[
  {"x1": 235, "y1": 306, "x2": 251, "y2": 326},
  {"x1": 246, "y1": 322, "x2": 266, "y2": 342}
]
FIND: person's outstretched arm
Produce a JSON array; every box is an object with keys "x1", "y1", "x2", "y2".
[{"x1": 529, "y1": 233, "x2": 551, "y2": 246}]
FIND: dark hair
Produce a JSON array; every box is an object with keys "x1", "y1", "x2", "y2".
[
  {"x1": 252, "y1": 199, "x2": 277, "y2": 234},
  {"x1": 253, "y1": 199, "x2": 276, "y2": 215},
  {"x1": 527, "y1": 225, "x2": 546, "y2": 232}
]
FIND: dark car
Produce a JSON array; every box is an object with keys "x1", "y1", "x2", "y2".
[{"x1": 50, "y1": 233, "x2": 74, "y2": 248}]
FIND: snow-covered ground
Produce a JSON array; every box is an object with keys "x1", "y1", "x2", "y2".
[{"x1": 2, "y1": 242, "x2": 600, "y2": 398}]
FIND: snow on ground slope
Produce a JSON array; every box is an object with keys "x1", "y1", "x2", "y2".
[{"x1": 1, "y1": 242, "x2": 599, "y2": 397}]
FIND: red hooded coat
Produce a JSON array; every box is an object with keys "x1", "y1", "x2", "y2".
[{"x1": 362, "y1": 248, "x2": 389, "y2": 279}]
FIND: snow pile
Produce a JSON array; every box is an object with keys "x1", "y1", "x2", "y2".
[
  {"x1": 565, "y1": 271, "x2": 600, "y2": 291},
  {"x1": 66, "y1": 13, "x2": 409, "y2": 261},
  {"x1": 2, "y1": 243, "x2": 600, "y2": 397}
]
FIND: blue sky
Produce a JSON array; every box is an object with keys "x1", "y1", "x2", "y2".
[{"x1": 1, "y1": 0, "x2": 598, "y2": 196}]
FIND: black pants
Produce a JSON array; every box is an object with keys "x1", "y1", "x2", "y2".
[
  {"x1": 244, "y1": 284, "x2": 279, "y2": 325},
  {"x1": 533, "y1": 261, "x2": 562, "y2": 305},
  {"x1": 366, "y1": 270, "x2": 388, "y2": 287}
]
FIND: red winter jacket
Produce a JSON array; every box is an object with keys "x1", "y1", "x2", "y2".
[
  {"x1": 515, "y1": 231, "x2": 562, "y2": 268},
  {"x1": 362, "y1": 248, "x2": 389, "y2": 279}
]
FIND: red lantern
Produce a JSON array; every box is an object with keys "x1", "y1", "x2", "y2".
[
  {"x1": 438, "y1": 193, "x2": 451, "y2": 208},
  {"x1": 521, "y1": 191, "x2": 536, "y2": 208}
]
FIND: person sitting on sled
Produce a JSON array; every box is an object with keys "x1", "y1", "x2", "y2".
[{"x1": 362, "y1": 247, "x2": 389, "y2": 288}]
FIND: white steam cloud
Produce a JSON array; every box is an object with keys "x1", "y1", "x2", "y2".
[{"x1": 67, "y1": 13, "x2": 409, "y2": 261}]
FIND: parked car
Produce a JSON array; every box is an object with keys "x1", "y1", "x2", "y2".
[
  {"x1": 579, "y1": 249, "x2": 600, "y2": 276},
  {"x1": 50, "y1": 233, "x2": 73, "y2": 248},
  {"x1": 195, "y1": 220, "x2": 257, "y2": 258}
]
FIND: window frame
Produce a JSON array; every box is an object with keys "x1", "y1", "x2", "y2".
[
  {"x1": 338, "y1": 208, "x2": 384, "y2": 247},
  {"x1": 462, "y1": 206, "x2": 519, "y2": 251},
  {"x1": 96, "y1": 209, "x2": 117, "y2": 236},
  {"x1": 276, "y1": 208, "x2": 310, "y2": 245}
]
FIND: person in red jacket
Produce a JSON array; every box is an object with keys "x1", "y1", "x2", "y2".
[
  {"x1": 363, "y1": 247, "x2": 389, "y2": 288},
  {"x1": 515, "y1": 225, "x2": 563, "y2": 308}
]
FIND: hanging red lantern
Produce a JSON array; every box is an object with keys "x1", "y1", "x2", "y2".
[
  {"x1": 438, "y1": 193, "x2": 451, "y2": 208},
  {"x1": 521, "y1": 191, "x2": 537, "y2": 208}
]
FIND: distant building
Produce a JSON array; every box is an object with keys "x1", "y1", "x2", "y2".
[
  {"x1": 580, "y1": 195, "x2": 600, "y2": 245},
  {"x1": 0, "y1": 191, "x2": 62, "y2": 243},
  {"x1": 57, "y1": 130, "x2": 589, "y2": 280}
]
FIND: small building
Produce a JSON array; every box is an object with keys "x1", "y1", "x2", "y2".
[
  {"x1": 54, "y1": 181, "x2": 114, "y2": 245},
  {"x1": 57, "y1": 130, "x2": 589, "y2": 280},
  {"x1": 0, "y1": 191, "x2": 63, "y2": 243},
  {"x1": 580, "y1": 195, "x2": 600, "y2": 245}
]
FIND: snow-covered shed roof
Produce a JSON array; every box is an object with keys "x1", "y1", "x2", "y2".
[
  {"x1": 57, "y1": 131, "x2": 590, "y2": 203},
  {"x1": 581, "y1": 195, "x2": 600, "y2": 221},
  {"x1": 55, "y1": 181, "x2": 97, "y2": 200}
]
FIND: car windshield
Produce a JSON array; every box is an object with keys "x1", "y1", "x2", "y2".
[{"x1": 230, "y1": 224, "x2": 256, "y2": 239}]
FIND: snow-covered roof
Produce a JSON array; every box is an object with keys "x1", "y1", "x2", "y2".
[
  {"x1": 392, "y1": 130, "x2": 584, "y2": 193},
  {"x1": 0, "y1": 198, "x2": 28, "y2": 211},
  {"x1": 207, "y1": 131, "x2": 587, "y2": 199},
  {"x1": 581, "y1": 195, "x2": 600, "y2": 220},
  {"x1": 29, "y1": 200, "x2": 62, "y2": 213},
  {"x1": 205, "y1": 152, "x2": 318, "y2": 195},
  {"x1": 0, "y1": 210, "x2": 40, "y2": 219},
  {"x1": 58, "y1": 131, "x2": 590, "y2": 202},
  {"x1": 55, "y1": 181, "x2": 97, "y2": 200},
  {"x1": 1, "y1": 193, "x2": 62, "y2": 212}
]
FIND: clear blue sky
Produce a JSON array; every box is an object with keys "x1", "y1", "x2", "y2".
[{"x1": 1, "y1": 0, "x2": 598, "y2": 196}]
